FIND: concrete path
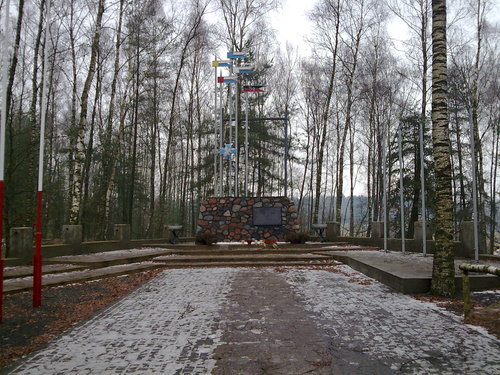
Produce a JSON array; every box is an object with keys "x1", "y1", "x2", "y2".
[{"x1": 5, "y1": 266, "x2": 499, "y2": 375}]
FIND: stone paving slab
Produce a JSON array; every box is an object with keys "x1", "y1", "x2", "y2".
[
  {"x1": 316, "y1": 250, "x2": 500, "y2": 293},
  {"x1": 4, "y1": 267, "x2": 499, "y2": 375},
  {"x1": 160, "y1": 260, "x2": 338, "y2": 268},
  {"x1": 4, "y1": 262, "x2": 162, "y2": 294},
  {"x1": 44, "y1": 248, "x2": 172, "y2": 267},
  {"x1": 3, "y1": 264, "x2": 83, "y2": 279},
  {"x1": 153, "y1": 253, "x2": 329, "y2": 263}
]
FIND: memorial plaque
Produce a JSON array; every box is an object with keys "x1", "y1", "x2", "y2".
[{"x1": 253, "y1": 207, "x2": 282, "y2": 226}]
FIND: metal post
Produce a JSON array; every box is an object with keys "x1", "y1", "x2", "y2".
[
  {"x1": 214, "y1": 61, "x2": 218, "y2": 195},
  {"x1": 219, "y1": 76, "x2": 223, "y2": 196},
  {"x1": 468, "y1": 108, "x2": 479, "y2": 262},
  {"x1": 235, "y1": 78, "x2": 239, "y2": 196},
  {"x1": 382, "y1": 121, "x2": 388, "y2": 252},
  {"x1": 419, "y1": 119, "x2": 427, "y2": 256},
  {"x1": 284, "y1": 109, "x2": 289, "y2": 197},
  {"x1": 0, "y1": 0, "x2": 12, "y2": 324},
  {"x1": 398, "y1": 123, "x2": 405, "y2": 254},
  {"x1": 245, "y1": 92, "x2": 249, "y2": 196},
  {"x1": 228, "y1": 83, "x2": 232, "y2": 196},
  {"x1": 33, "y1": 0, "x2": 52, "y2": 307}
]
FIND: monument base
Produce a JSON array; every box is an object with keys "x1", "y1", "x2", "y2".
[{"x1": 197, "y1": 196, "x2": 299, "y2": 242}]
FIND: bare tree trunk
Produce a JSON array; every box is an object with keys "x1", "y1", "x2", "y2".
[
  {"x1": 69, "y1": 0, "x2": 105, "y2": 224},
  {"x1": 430, "y1": 0, "x2": 455, "y2": 296},
  {"x1": 313, "y1": 1, "x2": 340, "y2": 224}
]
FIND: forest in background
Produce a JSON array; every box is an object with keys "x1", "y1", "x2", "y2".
[{"x1": 0, "y1": 0, "x2": 498, "y2": 254}]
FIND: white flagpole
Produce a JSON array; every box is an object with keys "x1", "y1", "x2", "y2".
[
  {"x1": 235, "y1": 77, "x2": 239, "y2": 196},
  {"x1": 419, "y1": 118, "x2": 427, "y2": 256},
  {"x1": 245, "y1": 92, "x2": 249, "y2": 196},
  {"x1": 219, "y1": 75, "x2": 223, "y2": 196},
  {"x1": 33, "y1": 0, "x2": 52, "y2": 307},
  {"x1": 382, "y1": 121, "x2": 388, "y2": 252},
  {"x1": 398, "y1": 123, "x2": 406, "y2": 254},
  {"x1": 0, "y1": 0, "x2": 12, "y2": 324},
  {"x1": 213, "y1": 60, "x2": 218, "y2": 195}
]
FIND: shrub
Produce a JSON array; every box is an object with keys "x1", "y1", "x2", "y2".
[
  {"x1": 286, "y1": 232, "x2": 310, "y2": 244},
  {"x1": 195, "y1": 232, "x2": 218, "y2": 246}
]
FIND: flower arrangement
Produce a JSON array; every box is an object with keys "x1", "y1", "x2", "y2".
[{"x1": 241, "y1": 238, "x2": 279, "y2": 248}]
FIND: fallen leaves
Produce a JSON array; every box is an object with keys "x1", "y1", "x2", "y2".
[{"x1": 0, "y1": 268, "x2": 163, "y2": 369}]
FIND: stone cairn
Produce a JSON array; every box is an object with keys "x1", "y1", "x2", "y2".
[{"x1": 197, "y1": 197, "x2": 299, "y2": 242}]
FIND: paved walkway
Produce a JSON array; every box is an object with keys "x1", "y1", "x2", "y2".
[{"x1": 5, "y1": 266, "x2": 500, "y2": 375}]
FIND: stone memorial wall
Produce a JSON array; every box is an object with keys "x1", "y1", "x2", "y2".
[{"x1": 197, "y1": 197, "x2": 299, "y2": 242}]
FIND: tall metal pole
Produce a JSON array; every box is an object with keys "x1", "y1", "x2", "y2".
[
  {"x1": 284, "y1": 109, "x2": 289, "y2": 197},
  {"x1": 228, "y1": 84, "x2": 233, "y2": 196},
  {"x1": 235, "y1": 78, "x2": 239, "y2": 196},
  {"x1": 219, "y1": 76, "x2": 223, "y2": 196},
  {"x1": 245, "y1": 92, "x2": 249, "y2": 196},
  {"x1": 419, "y1": 119, "x2": 427, "y2": 256},
  {"x1": 214, "y1": 61, "x2": 218, "y2": 195},
  {"x1": 33, "y1": 0, "x2": 52, "y2": 308},
  {"x1": 468, "y1": 108, "x2": 479, "y2": 262},
  {"x1": 398, "y1": 123, "x2": 406, "y2": 254},
  {"x1": 0, "y1": 0, "x2": 12, "y2": 324},
  {"x1": 382, "y1": 121, "x2": 388, "y2": 252}
]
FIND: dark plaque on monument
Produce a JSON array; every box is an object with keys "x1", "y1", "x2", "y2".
[{"x1": 253, "y1": 207, "x2": 282, "y2": 226}]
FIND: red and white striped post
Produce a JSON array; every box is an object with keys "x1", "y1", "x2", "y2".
[
  {"x1": 0, "y1": 0, "x2": 12, "y2": 324},
  {"x1": 33, "y1": 0, "x2": 52, "y2": 307}
]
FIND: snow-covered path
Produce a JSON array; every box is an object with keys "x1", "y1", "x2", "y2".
[
  {"x1": 7, "y1": 266, "x2": 500, "y2": 375},
  {"x1": 8, "y1": 268, "x2": 236, "y2": 375}
]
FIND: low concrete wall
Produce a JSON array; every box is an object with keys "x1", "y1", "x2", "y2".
[
  {"x1": 329, "y1": 236, "x2": 471, "y2": 258},
  {"x1": 5, "y1": 237, "x2": 194, "y2": 266}
]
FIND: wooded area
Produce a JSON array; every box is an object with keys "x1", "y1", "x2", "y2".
[{"x1": 0, "y1": 0, "x2": 498, "y2": 253}]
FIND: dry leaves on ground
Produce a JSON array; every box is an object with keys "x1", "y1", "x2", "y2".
[{"x1": 0, "y1": 268, "x2": 163, "y2": 369}]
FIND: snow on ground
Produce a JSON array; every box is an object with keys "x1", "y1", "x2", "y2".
[
  {"x1": 9, "y1": 268, "x2": 237, "y2": 375},
  {"x1": 333, "y1": 249, "x2": 500, "y2": 268},
  {"x1": 321, "y1": 244, "x2": 367, "y2": 249},
  {"x1": 286, "y1": 265, "x2": 500, "y2": 375},
  {"x1": 51, "y1": 247, "x2": 171, "y2": 259}
]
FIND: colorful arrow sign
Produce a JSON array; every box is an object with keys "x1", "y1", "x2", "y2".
[
  {"x1": 227, "y1": 51, "x2": 248, "y2": 59},
  {"x1": 243, "y1": 85, "x2": 265, "y2": 92}
]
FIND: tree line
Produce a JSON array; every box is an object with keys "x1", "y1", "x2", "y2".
[{"x1": 0, "y1": 0, "x2": 498, "y2": 257}]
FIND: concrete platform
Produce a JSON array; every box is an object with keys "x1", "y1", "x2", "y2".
[
  {"x1": 3, "y1": 264, "x2": 84, "y2": 279},
  {"x1": 153, "y1": 253, "x2": 330, "y2": 264},
  {"x1": 4, "y1": 262, "x2": 163, "y2": 294},
  {"x1": 161, "y1": 260, "x2": 338, "y2": 269},
  {"x1": 44, "y1": 248, "x2": 173, "y2": 268},
  {"x1": 315, "y1": 250, "x2": 500, "y2": 294}
]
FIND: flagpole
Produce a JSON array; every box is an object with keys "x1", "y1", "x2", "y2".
[
  {"x1": 0, "y1": 0, "x2": 12, "y2": 324},
  {"x1": 398, "y1": 123, "x2": 405, "y2": 254},
  {"x1": 245, "y1": 92, "x2": 249, "y2": 196},
  {"x1": 419, "y1": 118, "x2": 427, "y2": 256},
  {"x1": 382, "y1": 121, "x2": 388, "y2": 252},
  {"x1": 213, "y1": 59, "x2": 218, "y2": 195},
  {"x1": 219, "y1": 75, "x2": 223, "y2": 196},
  {"x1": 228, "y1": 83, "x2": 232, "y2": 196},
  {"x1": 33, "y1": 0, "x2": 52, "y2": 307},
  {"x1": 235, "y1": 77, "x2": 239, "y2": 196}
]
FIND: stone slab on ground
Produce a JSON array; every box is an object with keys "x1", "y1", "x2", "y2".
[
  {"x1": 160, "y1": 260, "x2": 338, "y2": 268},
  {"x1": 4, "y1": 262, "x2": 163, "y2": 294},
  {"x1": 5, "y1": 267, "x2": 499, "y2": 375},
  {"x1": 152, "y1": 253, "x2": 330, "y2": 263},
  {"x1": 316, "y1": 250, "x2": 500, "y2": 293},
  {"x1": 3, "y1": 264, "x2": 83, "y2": 279},
  {"x1": 44, "y1": 248, "x2": 172, "y2": 267}
]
